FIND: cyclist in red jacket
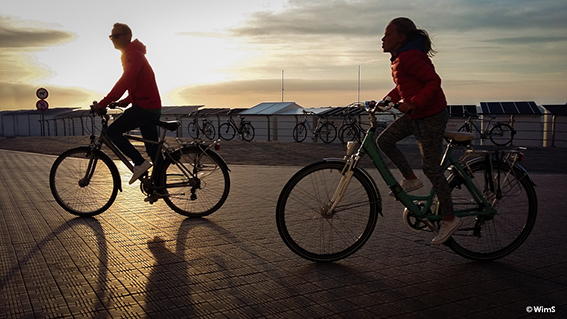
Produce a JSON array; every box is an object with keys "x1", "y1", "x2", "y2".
[
  {"x1": 93, "y1": 23, "x2": 162, "y2": 184},
  {"x1": 377, "y1": 17, "x2": 461, "y2": 244}
]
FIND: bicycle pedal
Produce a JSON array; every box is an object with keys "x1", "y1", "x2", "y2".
[{"x1": 421, "y1": 218, "x2": 439, "y2": 234}]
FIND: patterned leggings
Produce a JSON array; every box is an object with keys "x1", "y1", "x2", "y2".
[{"x1": 377, "y1": 109, "x2": 454, "y2": 216}]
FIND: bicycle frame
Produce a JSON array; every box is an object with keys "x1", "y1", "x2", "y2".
[
  {"x1": 335, "y1": 111, "x2": 497, "y2": 228},
  {"x1": 88, "y1": 112, "x2": 206, "y2": 190}
]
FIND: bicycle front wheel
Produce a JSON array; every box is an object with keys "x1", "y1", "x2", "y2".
[
  {"x1": 319, "y1": 123, "x2": 337, "y2": 144},
  {"x1": 293, "y1": 123, "x2": 307, "y2": 142},
  {"x1": 49, "y1": 147, "x2": 120, "y2": 216},
  {"x1": 160, "y1": 147, "x2": 230, "y2": 217},
  {"x1": 489, "y1": 124, "x2": 514, "y2": 146},
  {"x1": 219, "y1": 123, "x2": 236, "y2": 141},
  {"x1": 276, "y1": 161, "x2": 381, "y2": 262},
  {"x1": 241, "y1": 123, "x2": 255, "y2": 142},
  {"x1": 446, "y1": 160, "x2": 537, "y2": 260}
]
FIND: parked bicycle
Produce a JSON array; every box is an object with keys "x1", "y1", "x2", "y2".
[
  {"x1": 454, "y1": 111, "x2": 516, "y2": 146},
  {"x1": 293, "y1": 110, "x2": 337, "y2": 143},
  {"x1": 277, "y1": 101, "x2": 537, "y2": 262},
  {"x1": 188, "y1": 111, "x2": 216, "y2": 140},
  {"x1": 219, "y1": 110, "x2": 255, "y2": 142},
  {"x1": 50, "y1": 102, "x2": 230, "y2": 218},
  {"x1": 338, "y1": 109, "x2": 394, "y2": 144}
]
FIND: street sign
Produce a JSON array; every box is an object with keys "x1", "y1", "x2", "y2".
[
  {"x1": 36, "y1": 100, "x2": 49, "y2": 111},
  {"x1": 36, "y1": 88, "x2": 49, "y2": 100}
]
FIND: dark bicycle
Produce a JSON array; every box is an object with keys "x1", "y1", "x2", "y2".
[
  {"x1": 188, "y1": 111, "x2": 216, "y2": 140},
  {"x1": 293, "y1": 110, "x2": 337, "y2": 143},
  {"x1": 219, "y1": 110, "x2": 255, "y2": 142},
  {"x1": 455, "y1": 111, "x2": 516, "y2": 146},
  {"x1": 50, "y1": 102, "x2": 230, "y2": 218}
]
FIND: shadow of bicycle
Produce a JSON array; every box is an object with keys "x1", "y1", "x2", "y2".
[{"x1": 0, "y1": 217, "x2": 110, "y2": 318}]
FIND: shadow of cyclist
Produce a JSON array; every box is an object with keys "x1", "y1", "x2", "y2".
[{"x1": 145, "y1": 234, "x2": 195, "y2": 317}]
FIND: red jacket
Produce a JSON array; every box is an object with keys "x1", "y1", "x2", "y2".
[
  {"x1": 99, "y1": 39, "x2": 161, "y2": 110},
  {"x1": 385, "y1": 45, "x2": 446, "y2": 120}
]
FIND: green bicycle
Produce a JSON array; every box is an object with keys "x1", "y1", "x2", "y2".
[{"x1": 276, "y1": 102, "x2": 537, "y2": 262}]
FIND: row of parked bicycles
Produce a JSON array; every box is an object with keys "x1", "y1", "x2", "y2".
[
  {"x1": 188, "y1": 110, "x2": 256, "y2": 141},
  {"x1": 190, "y1": 108, "x2": 516, "y2": 146}
]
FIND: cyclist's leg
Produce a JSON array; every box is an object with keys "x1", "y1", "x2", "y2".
[
  {"x1": 415, "y1": 109, "x2": 453, "y2": 217},
  {"x1": 139, "y1": 117, "x2": 162, "y2": 168},
  {"x1": 376, "y1": 114, "x2": 415, "y2": 178},
  {"x1": 106, "y1": 105, "x2": 147, "y2": 165}
]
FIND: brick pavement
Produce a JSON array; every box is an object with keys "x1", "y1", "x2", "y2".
[{"x1": 1, "y1": 149, "x2": 566, "y2": 318}]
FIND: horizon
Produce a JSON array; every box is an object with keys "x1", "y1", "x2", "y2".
[{"x1": 2, "y1": 0, "x2": 567, "y2": 112}]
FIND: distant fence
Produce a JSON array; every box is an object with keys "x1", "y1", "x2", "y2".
[{"x1": 2, "y1": 112, "x2": 567, "y2": 148}]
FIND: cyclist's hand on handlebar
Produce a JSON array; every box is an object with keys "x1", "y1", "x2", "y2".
[
  {"x1": 398, "y1": 101, "x2": 417, "y2": 114},
  {"x1": 91, "y1": 101, "x2": 106, "y2": 115},
  {"x1": 117, "y1": 99, "x2": 130, "y2": 107}
]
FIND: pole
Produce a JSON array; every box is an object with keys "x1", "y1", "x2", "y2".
[
  {"x1": 281, "y1": 70, "x2": 284, "y2": 102},
  {"x1": 357, "y1": 65, "x2": 361, "y2": 103}
]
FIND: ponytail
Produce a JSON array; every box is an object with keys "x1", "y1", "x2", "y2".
[{"x1": 390, "y1": 17, "x2": 437, "y2": 57}]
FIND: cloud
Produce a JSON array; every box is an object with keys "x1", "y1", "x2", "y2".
[
  {"x1": 229, "y1": 0, "x2": 567, "y2": 39},
  {"x1": 0, "y1": 15, "x2": 75, "y2": 48}
]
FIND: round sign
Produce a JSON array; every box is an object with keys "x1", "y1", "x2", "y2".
[
  {"x1": 36, "y1": 100, "x2": 49, "y2": 111},
  {"x1": 36, "y1": 88, "x2": 49, "y2": 99}
]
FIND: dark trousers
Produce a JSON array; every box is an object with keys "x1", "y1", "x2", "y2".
[
  {"x1": 377, "y1": 109, "x2": 454, "y2": 216},
  {"x1": 106, "y1": 105, "x2": 161, "y2": 166}
]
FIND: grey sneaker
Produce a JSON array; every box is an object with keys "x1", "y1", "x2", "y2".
[
  {"x1": 431, "y1": 217, "x2": 462, "y2": 245},
  {"x1": 389, "y1": 178, "x2": 424, "y2": 196},
  {"x1": 129, "y1": 160, "x2": 152, "y2": 184}
]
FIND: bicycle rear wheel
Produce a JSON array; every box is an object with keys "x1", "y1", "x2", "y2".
[
  {"x1": 339, "y1": 124, "x2": 358, "y2": 143},
  {"x1": 276, "y1": 161, "x2": 380, "y2": 262},
  {"x1": 489, "y1": 123, "x2": 514, "y2": 146},
  {"x1": 293, "y1": 123, "x2": 307, "y2": 142},
  {"x1": 319, "y1": 123, "x2": 337, "y2": 144},
  {"x1": 49, "y1": 147, "x2": 120, "y2": 216},
  {"x1": 446, "y1": 160, "x2": 537, "y2": 260},
  {"x1": 219, "y1": 123, "x2": 236, "y2": 141},
  {"x1": 202, "y1": 122, "x2": 216, "y2": 140},
  {"x1": 241, "y1": 123, "x2": 255, "y2": 142},
  {"x1": 160, "y1": 147, "x2": 230, "y2": 217}
]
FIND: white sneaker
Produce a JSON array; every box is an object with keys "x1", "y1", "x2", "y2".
[
  {"x1": 431, "y1": 217, "x2": 462, "y2": 245},
  {"x1": 389, "y1": 178, "x2": 424, "y2": 196},
  {"x1": 129, "y1": 160, "x2": 152, "y2": 184}
]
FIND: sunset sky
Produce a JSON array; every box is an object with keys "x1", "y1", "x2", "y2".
[{"x1": 2, "y1": 0, "x2": 566, "y2": 112}]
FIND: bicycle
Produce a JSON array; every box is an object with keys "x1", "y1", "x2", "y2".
[
  {"x1": 188, "y1": 111, "x2": 216, "y2": 140},
  {"x1": 50, "y1": 102, "x2": 230, "y2": 218},
  {"x1": 276, "y1": 101, "x2": 537, "y2": 262},
  {"x1": 454, "y1": 111, "x2": 516, "y2": 146},
  {"x1": 338, "y1": 109, "x2": 394, "y2": 144},
  {"x1": 218, "y1": 111, "x2": 255, "y2": 142},
  {"x1": 293, "y1": 110, "x2": 337, "y2": 143}
]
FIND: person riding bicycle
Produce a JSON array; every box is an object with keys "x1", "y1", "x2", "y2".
[
  {"x1": 373, "y1": 17, "x2": 461, "y2": 244},
  {"x1": 93, "y1": 23, "x2": 162, "y2": 184}
]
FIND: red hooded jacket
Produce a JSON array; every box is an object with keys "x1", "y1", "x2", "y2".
[
  {"x1": 385, "y1": 38, "x2": 446, "y2": 120},
  {"x1": 99, "y1": 39, "x2": 161, "y2": 110}
]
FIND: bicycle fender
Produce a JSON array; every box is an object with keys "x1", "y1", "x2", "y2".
[
  {"x1": 72, "y1": 147, "x2": 123, "y2": 192},
  {"x1": 459, "y1": 156, "x2": 536, "y2": 187}
]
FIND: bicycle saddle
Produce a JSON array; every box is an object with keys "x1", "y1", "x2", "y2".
[
  {"x1": 444, "y1": 131, "x2": 475, "y2": 142},
  {"x1": 154, "y1": 120, "x2": 181, "y2": 132}
]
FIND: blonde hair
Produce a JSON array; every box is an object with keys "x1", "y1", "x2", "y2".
[{"x1": 389, "y1": 17, "x2": 436, "y2": 57}]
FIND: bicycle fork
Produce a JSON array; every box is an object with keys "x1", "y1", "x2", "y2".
[{"x1": 322, "y1": 158, "x2": 357, "y2": 218}]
